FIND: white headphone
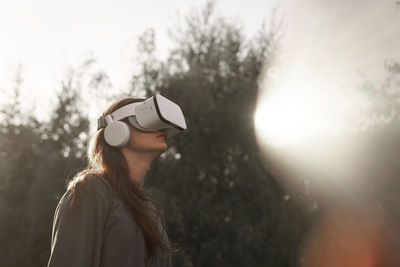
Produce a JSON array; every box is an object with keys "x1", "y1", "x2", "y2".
[
  {"x1": 104, "y1": 119, "x2": 132, "y2": 148},
  {"x1": 102, "y1": 114, "x2": 158, "y2": 147},
  {"x1": 98, "y1": 94, "x2": 187, "y2": 147},
  {"x1": 99, "y1": 102, "x2": 143, "y2": 148}
]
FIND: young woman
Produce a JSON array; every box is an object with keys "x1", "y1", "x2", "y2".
[{"x1": 47, "y1": 97, "x2": 179, "y2": 267}]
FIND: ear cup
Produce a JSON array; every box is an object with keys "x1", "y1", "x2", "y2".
[{"x1": 104, "y1": 121, "x2": 131, "y2": 147}]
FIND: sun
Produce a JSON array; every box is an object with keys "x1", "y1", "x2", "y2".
[{"x1": 254, "y1": 86, "x2": 318, "y2": 148}]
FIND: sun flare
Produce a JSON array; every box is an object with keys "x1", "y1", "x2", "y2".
[{"x1": 254, "y1": 74, "x2": 351, "y2": 149}]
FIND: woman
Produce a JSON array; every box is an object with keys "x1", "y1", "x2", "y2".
[{"x1": 47, "y1": 97, "x2": 178, "y2": 267}]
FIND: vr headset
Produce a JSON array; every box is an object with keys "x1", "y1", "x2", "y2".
[{"x1": 97, "y1": 94, "x2": 187, "y2": 147}]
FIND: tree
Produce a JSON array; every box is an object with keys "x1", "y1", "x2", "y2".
[
  {"x1": 0, "y1": 66, "x2": 91, "y2": 266},
  {"x1": 357, "y1": 61, "x2": 400, "y2": 128},
  {"x1": 133, "y1": 2, "x2": 308, "y2": 266},
  {"x1": 0, "y1": 3, "x2": 310, "y2": 267}
]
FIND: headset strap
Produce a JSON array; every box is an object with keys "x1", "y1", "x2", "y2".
[
  {"x1": 97, "y1": 116, "x2": 106, "y2": 130},
  {"x1": 97, "y1": 102, "x2": 141, "y2": 130}
]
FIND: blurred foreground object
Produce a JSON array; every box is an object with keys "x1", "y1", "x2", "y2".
[{"x1": 299, "y1": 205, "x2": 400, "y2": 267}]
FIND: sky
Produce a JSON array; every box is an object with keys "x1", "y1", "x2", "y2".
[
  {"x1": 253, "y1": 0, "x2": 400, "y2": 213},
  {"x1": 0, "y1": 0, "x2": 277, "y2": 120},
  {"x1": 255, "y1": 0, "x2": 400, "y2": 147},
  {"x1": 2, "y1": 0, "x2": 399, "y2": 143}
]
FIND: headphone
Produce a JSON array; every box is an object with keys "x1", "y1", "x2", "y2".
[
  {"x1": 103, "y1": 118, "x2": 132, "y2": 148},
  {"x1": 98, "y1": 102, "x2": 144, "y2": 148},
  {"x1": 101, "y1": 114, "x2": 159, "y2": 147},
  {"x1": 97, "y1": 94, "x2": 187, "y2": 147}
]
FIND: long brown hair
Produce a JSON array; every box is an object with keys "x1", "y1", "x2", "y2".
[{"x1": 67, "y1": 97, "x2": 174, "y2": 265}]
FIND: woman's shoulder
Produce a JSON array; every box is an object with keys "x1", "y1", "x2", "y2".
[
  {"x1": 66, "y1": 172, "x2": 115, "y2": 206},
  {"x1": 84, "y1": 174, "x2": 113, "y2": 193}
]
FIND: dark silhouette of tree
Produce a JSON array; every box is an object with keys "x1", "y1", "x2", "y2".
[
  {"x1": 360, "y1": 62, "x2": 400, "y2": 127},
  {"x1": 133, "y1": 2, "x2": 308, "y2": 266},
  {"x1": 0, "y1": 66, "x2": 90, "y2": 266},
  {"x1": 0, "y1": 2, "x2": 312, "y2": 267}
]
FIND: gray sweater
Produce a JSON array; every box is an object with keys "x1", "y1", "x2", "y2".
[{"x1": 47, "y1": 175, "x2": 171, "y2": 267}]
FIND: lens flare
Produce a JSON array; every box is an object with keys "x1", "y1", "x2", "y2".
[
  {"x1": 256, "y1": 0, "x2": 400, "y2": 149},
  {"x1": 255, "y1": 0, "x2": 400, "y2": 208}
]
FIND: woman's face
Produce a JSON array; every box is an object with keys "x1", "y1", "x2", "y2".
[{"x1": 125, "y1": 125, "x2": 167, "y2": 154}]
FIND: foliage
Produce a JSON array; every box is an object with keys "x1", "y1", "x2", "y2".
[
  {"x1": 359, "y1": 61, "x2": 400, "y2": 127},
  {"x1": 0, "y1": 2, "x2": 312, "y2": 267},
  {"x1": 3, "y1": 2, "x2": 399, "y2": 266},
  {"x1": 0, "y1": 68, "x2": 90, "y2": 266},
  {"x1": 137, "y1": 3, "x2": 307, "y2": 266}
]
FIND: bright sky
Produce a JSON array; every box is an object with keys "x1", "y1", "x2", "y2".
[
  {"x1": 255, "y1": 0, "x2": 400, "y2": 148},
  {"x1": 0, "y1": 0, "x2": 277, "y2": 120},
  {"x1": 253, "y1": 0, "x2": 400, "y2": 205}
]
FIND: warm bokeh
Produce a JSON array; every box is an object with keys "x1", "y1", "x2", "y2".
[{"x1": 299, "y1": 206, "x2": 400, "y2": 267}]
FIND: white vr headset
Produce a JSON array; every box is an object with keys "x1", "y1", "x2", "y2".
[{"x1": 97, "y1": 94, "x2": 187, "y2": 147}]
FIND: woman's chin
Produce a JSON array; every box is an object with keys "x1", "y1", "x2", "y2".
[
  {"x1": 159, "y1": 143, "x2": 168, "y2": 152},
  {"x1": 152, "y1": 142, "x2": 167, "y2": 154}
]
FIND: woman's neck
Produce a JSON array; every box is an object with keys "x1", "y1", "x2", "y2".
[{"x1": 121, "y1": 148, "x2": 159, "y2": 186}]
